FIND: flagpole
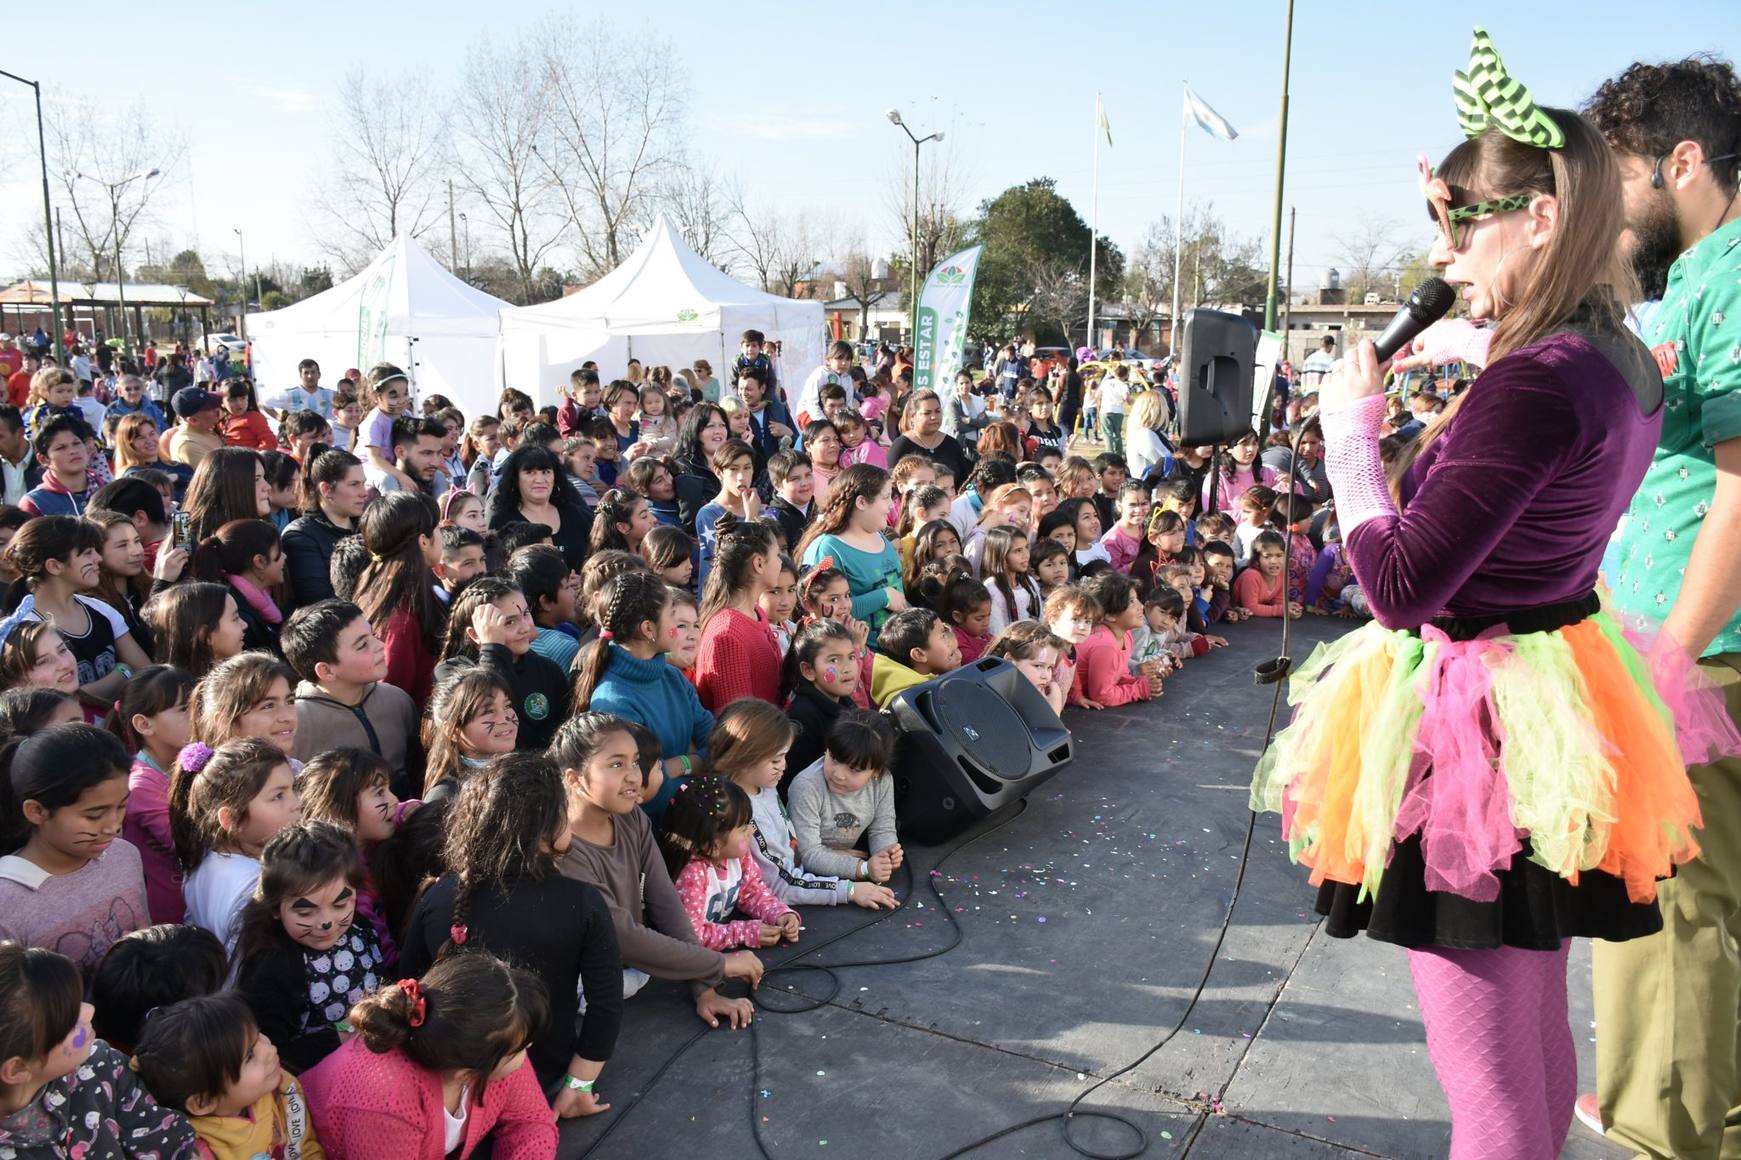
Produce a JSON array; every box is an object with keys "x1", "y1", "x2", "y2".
[
  {"x1": 1088, "y1": 93, "x2": 1101, "y2": 355},
  {"x1": 1171, "y1": 82, "x2": 1187, "y2": 359},
  {"x1": 1262, "y1": 0, "x2": 1296, "y2": 332}
]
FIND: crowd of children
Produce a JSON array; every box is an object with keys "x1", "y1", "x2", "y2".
[{"x1": 0, "y1": 332, "x2": 1361, "y2": 1158}]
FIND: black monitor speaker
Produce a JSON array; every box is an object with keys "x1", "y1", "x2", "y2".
[
  {"x1": 1177, "y1": 308, "x2": 1258, "y2": 446},
  {"x1": 884, "y1": 657, "x2": 1073, "y2": 844}
]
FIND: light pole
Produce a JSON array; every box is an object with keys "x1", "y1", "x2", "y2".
[
  {"x1": 235, "y1": 224, "x2": 248, "y2": 334},
  {"x1": 458, "y1": 213, "x2": 471, "y2": 280},
  {"x1": 886, "y1": 109, "x2": 943, "y2": 345},
  {"x1": 76, "y1": 166, "x2": 159, "y2": 355},
  {"x1": 0, "y1": 68, "x2": 66, "y2": 362},
  {"x1": 1262, "y1": 0, "x2": 1296, "y2": 333}
]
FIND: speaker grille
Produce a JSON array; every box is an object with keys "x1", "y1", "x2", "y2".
[{"x1": 928, "y1": 681, "x2": 1030, "y2": 777}]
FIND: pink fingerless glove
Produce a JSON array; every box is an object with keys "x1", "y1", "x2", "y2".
[
  {"x1": 1321, "y1": 394, "x2": 1396, "y2": 536},
  {"x1": 1416, "y1": 318, "x2": 1492, "y2": 370}
]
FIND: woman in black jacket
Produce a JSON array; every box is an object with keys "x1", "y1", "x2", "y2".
[
  {"x1": 281, "y1": 449, "x2": 367, "y2": 610},
  {"x1": 670, "y1": 402, "x2": 729, "y2": 532},
  {"x1": 486, "y1": 444, "x2": 592, "y2": 571}
]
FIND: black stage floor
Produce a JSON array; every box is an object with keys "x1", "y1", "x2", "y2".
[{"x1": 558, "y1": 617, "x2": 1619, "y2": 1159}]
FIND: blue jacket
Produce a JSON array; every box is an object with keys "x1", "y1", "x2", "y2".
[{"x1": 587, "y1": 642, "x2": 715, "y2": 822}]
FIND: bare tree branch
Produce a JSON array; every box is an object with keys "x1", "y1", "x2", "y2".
[
  {"x1": 536, "y1": 15, "x2": 687, "y2": 278},
  {"x1": 455, "y1": 34, "x2": 562, "y2": 303},
  {"x1": 663, "y1": 161, "x2": 734, "y2": 270},
  {"x1": 310, "y1": 67, "x2": 450, "y2": 273},
  {"x1": 885, "y1": 138, "x2": 971, "y2": 281},
  {"x1": 1334, "y1": 217, "x2": 1409, "y2": 304},
  {"x1": 45, "y1": 95, "x2": 185, "y2": 281}
]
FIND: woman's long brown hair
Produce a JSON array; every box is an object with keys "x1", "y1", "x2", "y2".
[{"x1": 1392, "y1": 107, "x2": 1638, "y2": 485}]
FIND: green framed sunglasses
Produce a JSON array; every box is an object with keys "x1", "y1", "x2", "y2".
[{"x1": 1430, "y1": 193, "x2": 1534, "y2": 250}]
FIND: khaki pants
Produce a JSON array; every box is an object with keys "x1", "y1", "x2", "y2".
[{"x1": 1593, "y1": 654, "x2": 1741, "y2": 1160}]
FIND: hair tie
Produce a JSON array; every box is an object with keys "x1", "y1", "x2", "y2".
[
  {"x1": 396, "y1": 979, "x2": 428, "y2": 1027},
  {"x1": 448, "y1": 923, "x2": 468, "y2": 946},
  {"x1": 370, "y1": 553, "x2": 386, "y2": 564},
  {"x1": 177, "y1": 742, "x2": 214, "y2": 774},
  {"x1": 599, "y1": 629, "x2": 614, "y2": 641}
]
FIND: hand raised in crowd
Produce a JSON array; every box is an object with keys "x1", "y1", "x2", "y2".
[
  {"x1": 470, "y1": 601, "x2": 517, "y2": 648},
  {"x1": 695, "y1": 987, "x2": 754, "y2": 1030},
  {"x1": 847, "y1": 616, "x2": 870, "y2": 656},
  {"x1": 152, "y1": 545, "x2": 189, "y2": 584}
]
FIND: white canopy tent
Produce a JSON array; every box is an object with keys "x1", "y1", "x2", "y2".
[
  {"x1": 246, "y1": 234, "x2": 510, "y2": 420},
  {"x1": 496, "y1": 215, "x2": 825, "y2": 406}
]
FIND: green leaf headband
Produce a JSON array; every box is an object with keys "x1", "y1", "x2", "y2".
[{"x1": 1451, "y1": 26, "x2": 1565, "y2": 150}]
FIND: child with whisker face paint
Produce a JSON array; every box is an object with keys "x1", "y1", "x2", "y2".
[{"x1": 234, "y1": 821, "x2": 385, "y2": 1073}]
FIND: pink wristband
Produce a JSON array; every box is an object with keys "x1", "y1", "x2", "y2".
[{"x1": 1320, "y1": 394, "x2": 1396, "y2": 536}]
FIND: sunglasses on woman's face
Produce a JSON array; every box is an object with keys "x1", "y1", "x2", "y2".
[{"x1": 1426, "y1": 193, "x2": 1533, "y2": 251}]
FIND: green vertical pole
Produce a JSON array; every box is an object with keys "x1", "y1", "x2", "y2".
[{"x1": 1262, "y1": 0, "x2": 1295, "y2": 333}]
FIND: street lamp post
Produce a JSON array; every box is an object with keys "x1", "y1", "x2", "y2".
[
  {"x1": 76, "y1": 166, "x2": 158, "y2": 356},
  {"x1": 458, "y1": 213, "x2": 471, "y2": 280},
  {"x1": 886, "y1": 109, "x2": 943, "y2": 346},
  {"x1": 0, "y1": 68, "x2": 66, "y2": 362},
  {"x1": 233, "y1": 228, "x2": 248, "y2": 339}
]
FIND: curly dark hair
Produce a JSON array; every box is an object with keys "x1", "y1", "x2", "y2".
[
  {"x1": 1584, "y1": 55, "x2": 1741, "y2": 196},
  {"x1": 441, "y1": 751, "x2": 568, "y2": 952}
]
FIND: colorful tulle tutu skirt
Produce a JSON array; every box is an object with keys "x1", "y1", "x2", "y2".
[{"x1": 1251, "y1": 598, "x2": 1739, "y2": 918}]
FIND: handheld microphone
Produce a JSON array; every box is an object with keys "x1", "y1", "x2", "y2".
[{"x1": 1371, "y1": 278, "x2": 1457, "y2": 362}]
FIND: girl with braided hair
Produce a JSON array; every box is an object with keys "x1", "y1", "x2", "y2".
[
  {"x1": 796, "y1": 463, "x2": 905, "y2": 648},
  {"x1": 400, "y1": 752, "x2": 621, "y2": 1119},
  {"x1": 434, "y1": 577, "x2": 569, "y2": 753},
  {"x1": 694, "y1": 515, "x2": 784, "y2": 711},
  {"x1": 574, "y1": 570, "x2": 713, "y2": 823}
]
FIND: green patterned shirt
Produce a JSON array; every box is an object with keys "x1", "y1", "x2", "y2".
[{"x1": 1610, "y1": 216, "x2": 1741, "y2": 657}]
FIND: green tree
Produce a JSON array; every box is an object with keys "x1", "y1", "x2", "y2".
[
  {"x1": 969, "y1": 178, "x2": 1122, "y2": 338},
  {"x1": 167, "y1": 249, "x2": 216, "y2": 298}
]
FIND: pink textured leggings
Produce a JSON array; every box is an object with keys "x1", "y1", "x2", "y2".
[{"x1": 1408, "y1": 942, "x2": 1575, "y2": 1160}]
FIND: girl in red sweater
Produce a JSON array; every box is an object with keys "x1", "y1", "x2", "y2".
[
  {"x1": 354, "y1": 492, "x2": 445, "y2": 706},
  {"x1": 694, "y1": 516, "x2": 783, "y2": 711},
  {"x1": 220, "y1": 379, "x2": 279, "y2": 451},
  {"x1": 1230, "y1": 531, "x2": 1301, "y2": 619},
  {"x1": 1071, "y1": 573, "x2": 1162, "y2": 707},
  {"x1": 303, "y1": 951, "x2": 558, "y2": 1160}
]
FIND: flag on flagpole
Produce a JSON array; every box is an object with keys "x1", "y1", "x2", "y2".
[
  {"x1": 1096, "y1": 93, "x2": 1113, "y2": 147},
  {"x1": 1183, "y1": 83, "x2": 1238, "y2": 141}
]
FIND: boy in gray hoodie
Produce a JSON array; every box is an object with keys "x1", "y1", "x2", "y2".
[{"x1": 282, "y1": 599, "x2": 420, "y2": 794}]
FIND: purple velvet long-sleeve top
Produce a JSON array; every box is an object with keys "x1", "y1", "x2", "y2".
[{"x1": 1345, "y1": 328, "x2": 1662, "y2": 629}]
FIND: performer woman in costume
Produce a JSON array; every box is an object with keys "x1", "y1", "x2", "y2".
[{"x1": 1251, "y1": 29, "x2": 1739, "y2": 1160}]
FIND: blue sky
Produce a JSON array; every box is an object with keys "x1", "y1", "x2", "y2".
[{"x1": 2, "y1": 0, "x2": 1738, "y2": 291}]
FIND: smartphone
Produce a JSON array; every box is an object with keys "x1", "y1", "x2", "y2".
[{"x1": 171, "y1": 511, "x2": 192, "y2": 552}]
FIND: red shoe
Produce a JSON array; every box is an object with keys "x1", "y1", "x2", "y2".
[{"x1": 1574, "y1": 1092, "x2": 1606, "y2": 1138}]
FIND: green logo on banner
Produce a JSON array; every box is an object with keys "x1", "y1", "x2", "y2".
[
  {"x1": 936, "y1": 266, "x2": 968, "y2": 285},
  {"x1": 675, "y1": 308, "x2": 699, "y2": 323}
]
